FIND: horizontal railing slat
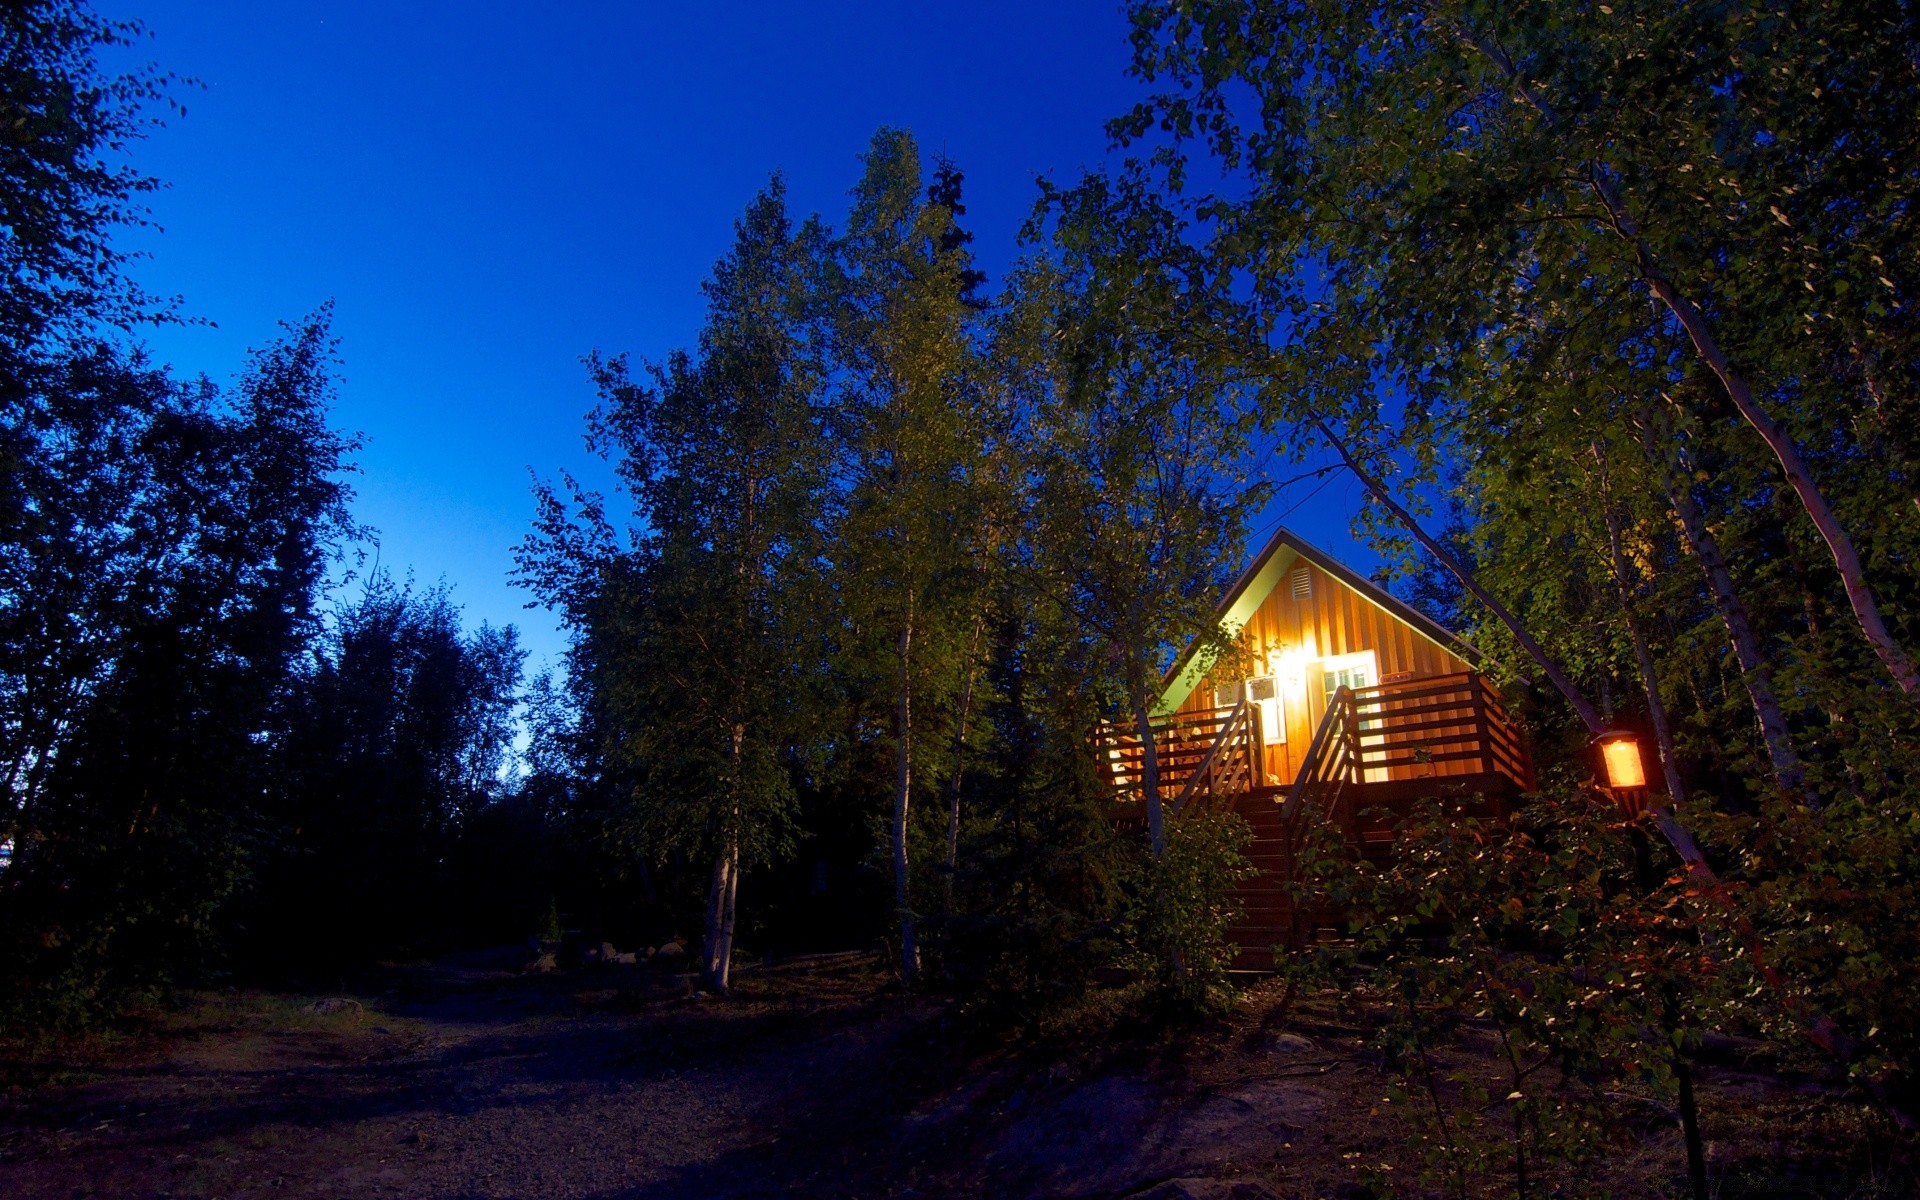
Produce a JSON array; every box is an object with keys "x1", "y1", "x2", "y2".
[{"x1": 1105, "y1": 670, "x2": 1532, "y2": 803}]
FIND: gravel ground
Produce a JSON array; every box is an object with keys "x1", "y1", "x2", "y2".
[
  {"x1": 0, "y1": 953, "x2": 962, "y2": 1199},
  {"x1": 0, "y1": 953, "x2": 1904, "y2": 1199}
]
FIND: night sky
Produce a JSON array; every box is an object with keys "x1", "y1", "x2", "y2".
[{"x1": 99, "y1": 1, "x2": 1374, "y2": 674}]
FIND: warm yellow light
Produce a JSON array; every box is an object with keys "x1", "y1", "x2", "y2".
[
  {"x1": 1600, "y1": 737, "x2": 1646, "y2": 790},
  {"x1": 1274, "y1": 649, "x2": 1308, "y2": 693}
]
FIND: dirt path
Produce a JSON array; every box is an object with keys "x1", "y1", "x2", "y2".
[
  {"x1": 1, "y1": 953, "x2": 987, "y2": 1199},
  {"x1": 0, "y1": 953, "x2": 1889, "y2": 1199}
]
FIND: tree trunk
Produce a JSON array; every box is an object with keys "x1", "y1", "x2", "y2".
[
  {"x1": 1128, "y1": 660, "x2": 1188, "y2": 978},
  {"x1": 703, "y1": 721, "x2": 747, "y2": 992},
  {"x1": 1311, "y1": 419, "x2": 1867, "y2": 1073},
  {"x1": 1636, "y1": 427, "x2": 1810, "y2": 798},
  {"x1": 1316, "y1": 419, "x2": 1606, "y2": 732},
  {"x1": 943, "y1": 614, "x2": 985, "y2": 916},
  {"x1": 1632, "y1": 256, "x2": 1920, "y2": 700},
  {"x1": 893, "y1": 595, "x2": 919, "y2": 984},
  {"x1": 1673, "y1": 1034, "x2": 1710, "y2": 1200},
  {"x1": 1129, "y1": 664, "x2": 1167, "y2": 860},
  {"x1": 701, "y1": 833, "x2": 739, "y2": 991},
  {"x1": 1466, "y1": 26, "x2": 1920, "y2": 700},
  {"x1": 1595, "y1": 447, "x2": 1689, "y2": 806}
]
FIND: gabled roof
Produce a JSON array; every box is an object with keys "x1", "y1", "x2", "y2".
[{"x1": 1154, "y1": 525, "x2": 1478, "y2": 714}]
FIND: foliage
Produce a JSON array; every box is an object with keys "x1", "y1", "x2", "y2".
[
  {"x1": 1118, "y1": 0, "x2": 1920, "y2": 1106},
  {"x1": 252, "y1": 572, "x2": 524, "y2": 972},
  {"x1": 0, "y1": 316, "x2": 359, "y2": 1023},
  {"x1": 518, "y1": 180, "x2": 833, "y2": 987},
  {"x1": 0, "y1": 0, "x2": 182, "y2": 371},
  {"x1": 1117, "y1": 807, "x2": 1255, "y2": 1011},
  {"x1": 1006, "y1": 163, "x2": 1267, "y2": 873},
  {"x1": 822, "y1": 129, "x2": 995, "y2": 981},
  {"x1": 1301, "y1": 788, "x2": 1722, "y2": 1198},
  {"x1": 938, "y1": 605, "x2": 1127, "y2": 1019}
]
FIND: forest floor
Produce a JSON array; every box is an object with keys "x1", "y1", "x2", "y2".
[{"x1": 0, "y1": 949, "x2": 1908, "y2": 1200}]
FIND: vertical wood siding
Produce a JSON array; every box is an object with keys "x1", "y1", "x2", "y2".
[{"x1": 1176, "y1": 557, "x2": 1472, "y2": 786}]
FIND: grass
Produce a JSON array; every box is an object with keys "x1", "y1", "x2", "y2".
[{"x1": 0, "y1": 984, "x2": 429, "y2": 1089}]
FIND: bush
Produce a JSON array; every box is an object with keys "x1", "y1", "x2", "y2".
[{"x1": 1118, "y1": 808, "x2": 1256, "y2": 1012}]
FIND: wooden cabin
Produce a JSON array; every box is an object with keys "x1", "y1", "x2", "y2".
[{"x1": 1099, "y1": 527, "x2": 1534, "y2": 969}]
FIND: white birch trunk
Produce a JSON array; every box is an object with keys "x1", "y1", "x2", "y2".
[
  {"x1": 1595, "y1": 452, "x2": 1690, "y2": 805},
  {"x1": 1642, "y1": 435, "x2": 1811, "y2": 797},
  {"x1": 701, "y1": 834, "x2": 738, "y2": 991},
  {"x1": 892, "y1": 593, "x2": 919, "y2": 983},
  {"x1": 1468, "y1": 28, "x2": 1920, "y2": 700},
  {"x1": 1317, "y1": 420, "x2": 1607, "y2": 732},
  {"x1": 943, "y1": 615, "x2": 985, "y2": 916}
]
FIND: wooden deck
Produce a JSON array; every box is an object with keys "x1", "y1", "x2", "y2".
[{"x1": 1100, "y1": 672, "x2": 1533, "y2": 970}]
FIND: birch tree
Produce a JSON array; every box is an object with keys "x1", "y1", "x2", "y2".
[
  {"x1": 1008, "y1": 166, "x2": 1260, "y2": 862},
  {"x1": 519, "y1": 183, "x2": 830, "y2": 991},
  {"x1": 1120, "y1": 0, "x2": 1920, "y2": 701},
  {"x1": 823, "y1": 131, "x2": 989, "y2": 984}
]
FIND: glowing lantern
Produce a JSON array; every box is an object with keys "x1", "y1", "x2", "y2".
[
  {"x1": 1599, "y1": 735, "x2": 1646, "y2": 789},
  {"x1": 1593, "y1": 730, "x2": 1649, "y2": 817}
]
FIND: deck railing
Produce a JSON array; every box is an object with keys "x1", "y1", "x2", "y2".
[
  {"x1": 1346, "y1": 672, "x2": 1533, "y2": 790},
  {"x1": 1278, "y1": 683, "x2": 1359, "y2": 827},
  {"x1": 1278, "y1": 672, "x2": 1531, "y2": 845},
  {"x1": 1096, "y1": 701, "x2": 1261, "y2": 812},
  {"x1": 1171, "y1": 698, "x2": 1258, "y2": 816},
  {"x1": 1104, "y1": 671, "x2": 1531, "y2": 817}
]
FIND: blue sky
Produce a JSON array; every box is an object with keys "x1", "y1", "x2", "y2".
[{"x1": 100, "y1": 1, "x2": 1374, "y2": 674}]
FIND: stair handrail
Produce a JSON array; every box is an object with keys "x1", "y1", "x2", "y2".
[
  {"x1": 1170, "y1": 697, "x2": 1255, "y2": 816},
  {"x1": 1277, "y1": 685, "x2": 1357, "y2": 827}
]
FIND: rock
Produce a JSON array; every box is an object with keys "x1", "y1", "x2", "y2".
[
  {"x1": 600, "y1": 941, "x2": 617, "y2": 960},
  {"x1": 308, "y1": 997, "x2": 362, "y2": 1015},
  {"x1": 983, "y1": 1075, "x2": 1159, "y2": 1195},
  {"x1": 1129, "y1": 1180, "x2": 1281, "y2": 1200},
  {"x1": 524, "y1": 952, "x2": 559, "y2": 974},
  {"x1": 607, "y1": 951, "x2": 639, "y2": 966},
  {"x1": 654, "y1": 940, "x2": 687, "y2": 963},
  {"x1": 1263, "y1": 1032, "x2": 1318, "y2": 1058}
]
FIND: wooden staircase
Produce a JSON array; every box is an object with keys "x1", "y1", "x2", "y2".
[{"x1": 1102, "y1": 672, "x2": 1532, "y2": 971}]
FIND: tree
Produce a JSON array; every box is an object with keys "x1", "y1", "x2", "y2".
[
  {"x1": 822, "y1": 130, "x2": 992, "y2": 983},
  {"x1": 262, "y1": 574, "x2": 522, "y2": 970},
  {"x1": 1119, "y1": 0, "x2": 1920, "y2": 701},
  {"x1": 0, "y1": 0, "x2": 179, "y2": 376},
  {"x1": 1009, "y1": 166, "x2": 1261, "y2": 862},
  {"x1": 999, "y1": 166, "x2": 1264, "y2": 1004},
  {"x1": 520, "y1": 183, "x2": 831, "y2": 991},
  {"x1": 1119, "y1": 0, "x2": 1920, "y2": 1088},
  {"x1": 0, "y1": 315, "x2": 359, "y2": 1021}
]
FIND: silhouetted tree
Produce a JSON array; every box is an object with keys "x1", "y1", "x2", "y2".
[
  {"x1": 0, "y1": 316, "x2": 358, "y2": 1021},
  {"x1": 259, "y1": 573, "x2": 522, "y2": 971}
]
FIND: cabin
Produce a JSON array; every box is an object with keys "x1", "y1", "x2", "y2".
[{"x1": 1099, "y1": 527, "x2": 1534, "y2": 969}]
